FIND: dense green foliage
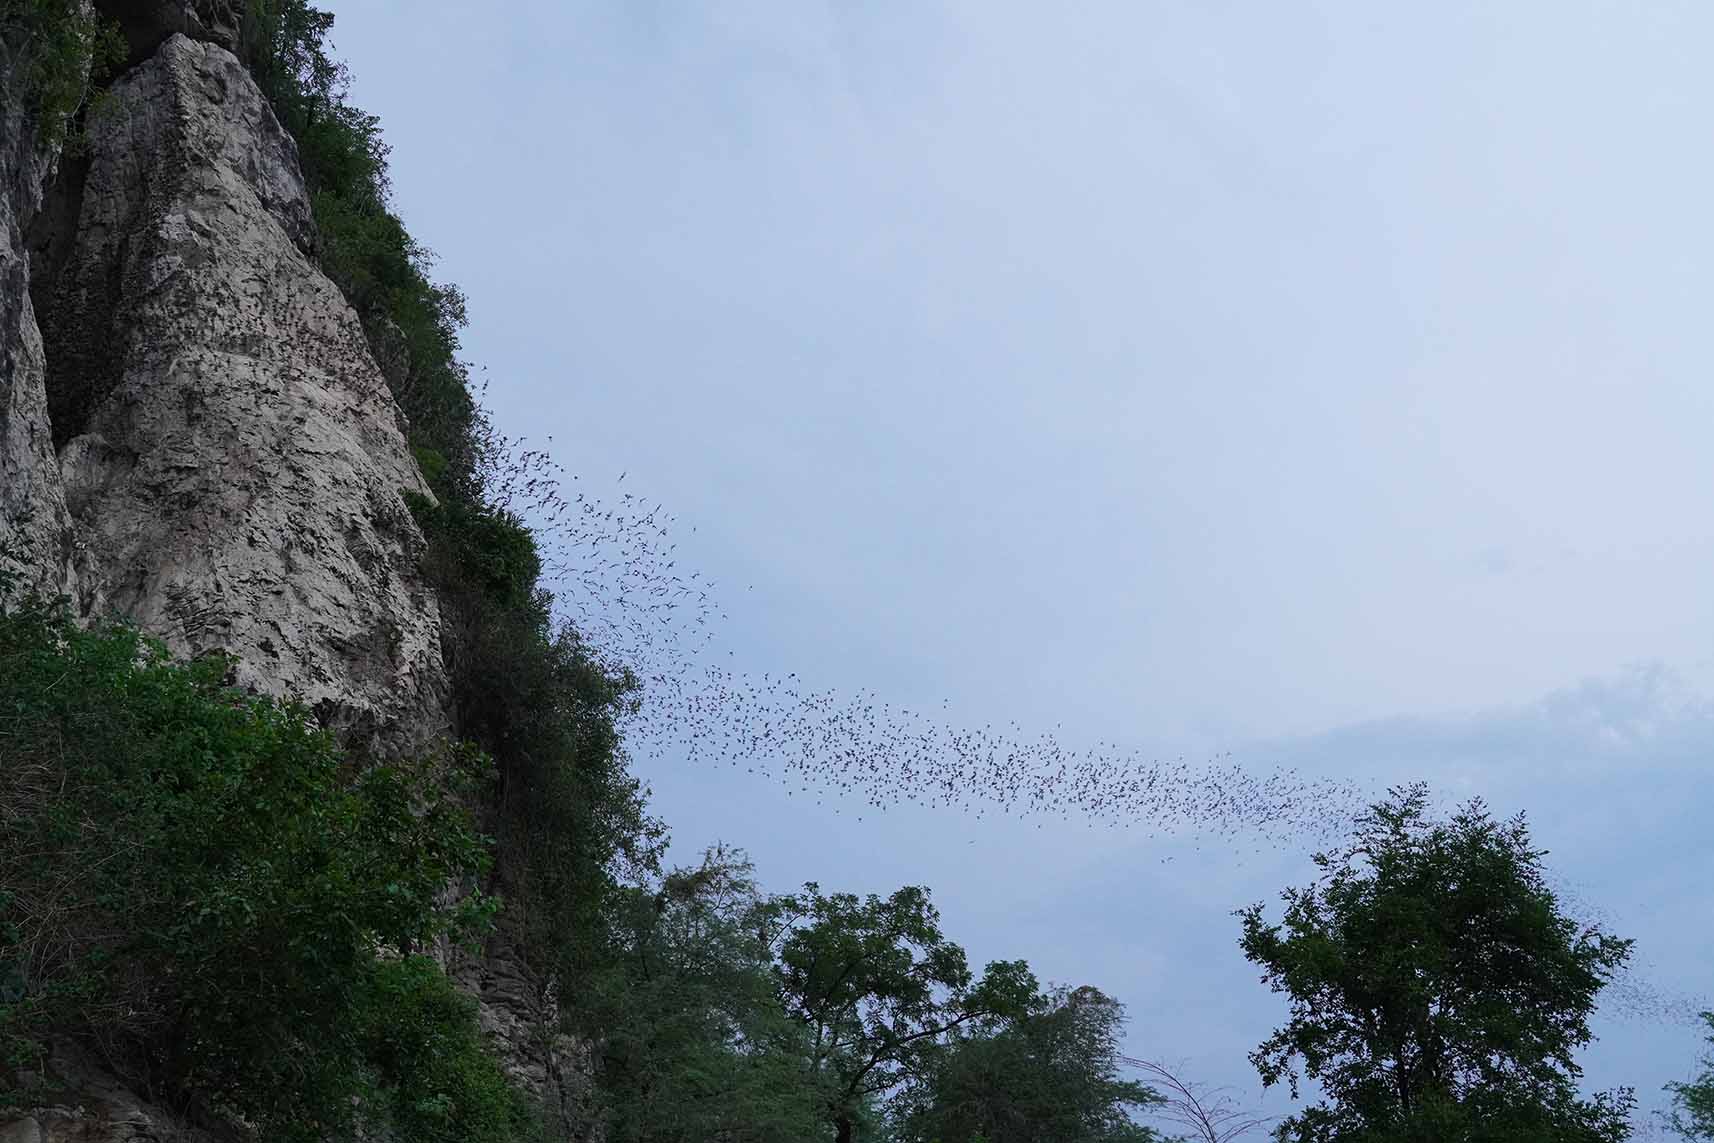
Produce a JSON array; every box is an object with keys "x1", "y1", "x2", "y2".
[
  {"x1": 0, "y1": 594, "x2": 532, "y2": 1141},
  {"x1": 1236, "y1": 784, "x2": 1636, "y2": 1143},
  {"x1": 764, "y1": 882, "x2": 1043, "y2": 1142},
  {"x1": 891, "y1": 985, "x2": 1164, "y2": 1143},
  {"x1": 589, "y1": 847, "x2": 824, "y2": 1143},
  {"x1": 584, "y1": 860, "x2": 1163, "y2": 1143},
  {"x1": 1664, "y1": 1013, "x2": 1714, "y2": 1139}
]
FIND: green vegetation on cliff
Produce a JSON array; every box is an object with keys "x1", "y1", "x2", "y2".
[
  {"x1": 241, "y1": 6, "x2": 657, "y2": 1112},
  {"x1": 0, "y1": 572, "x2": 1162, "y2": 1141},
  {"x1": 0, "y1": 588, "x2": 531, "y2": 1142}
]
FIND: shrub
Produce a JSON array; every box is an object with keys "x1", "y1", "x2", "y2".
[
  {"x1": 0, "y1": 595, "x2": 525, "y2": 1140},
  {"x1": 356, "y1": 955, "x2": 543, "y2": 1143}
]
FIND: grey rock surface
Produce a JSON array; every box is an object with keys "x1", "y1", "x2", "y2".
[
  {"x1": 32, "y1": 34, "x2": 448, "y2": 753},
  {"x1": 1, "y1": 1042, "x2": 213, "y2": 1143},
  {"x1": 443, "y1": 915, "x2": 602, "y2": 1136},
  {"x1": 0, "y1": 17, "x2": 78, "y2": 596}
]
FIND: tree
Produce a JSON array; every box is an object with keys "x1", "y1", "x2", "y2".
[
  {"x1": 588, "y1": 845, "x2": 823, "y2": 1143},
  {"x1": 1121, "y1": 1056, "x2": 1274, "y2": 1142},
  {"x1": 1663, "y1": 1012, "x2": 1714, "y2": 1139},
  {"x1": 763, "y1": 883, "x2": 1040, "y2": 1143},
  {"x1": 1234, "y1": 783, "x2": 1634, "y2": 1143},
  {"x1": 893, "y1": 985, "x2": 1165, "y2": 1143}
]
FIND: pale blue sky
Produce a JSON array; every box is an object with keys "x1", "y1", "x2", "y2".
[{"x1": 333, "y1": 3, "x2": 1712, "y2": 1133}]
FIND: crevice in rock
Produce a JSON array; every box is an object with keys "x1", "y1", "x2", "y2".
[
  {"x1": 25, "y1": 145, "x2": 92, "y2": 451},
  {"x1": 25, "y1": 22, "x2": 206, "y2": 454}
]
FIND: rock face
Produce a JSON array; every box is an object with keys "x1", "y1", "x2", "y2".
[
  {"x1": 0, "y1": 15, "x2": 78, "y2": 595},
  {"x1": 0, "y1": 1044, "x2": 216, "y2": 1143},
  {"x1": 448, "y1": 925, "x2": 602, "y2": 1135},
  {"x1": 28, "y1": 33, "x2": 448, "y2": 753}
]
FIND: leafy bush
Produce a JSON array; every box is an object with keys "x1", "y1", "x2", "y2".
[
  {"x1": 406, "y1": 491, "x2": 543, "y2": 612},
  {"x1": 451, "y1": 583, "x2": 654, "y2": 1005},
  {"x1": 0, "y1": 595, "x2": 528, "y2": 1140},
  {"x1": 765, "y1": 883, "x2": 1042, "y2": 1143},
  {"x1": 356, "y1": 955, "x2": 544, "y2": 1143},
  {"x1": 1236, "y1": 784, "x2": 1635, "y2": 1143}
]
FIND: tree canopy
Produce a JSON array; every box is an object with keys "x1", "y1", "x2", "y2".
[
  {"x1": 891, "y1": 984, "x2": 1164, "y2": 1143},
  {"x1": 1236, "y1": 783, "x2": 1635, "y2": 1143},
  {"x1": 589, "y1": 846, "x2": 822, "y2": 1143},
  {"x1": 762, "y1": 882, "x2": 1041, "y2": 1142}
]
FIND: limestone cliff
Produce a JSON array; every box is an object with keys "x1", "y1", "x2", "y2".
[
  {"x1": 9, "y1": 26, "x2": 449, "y2": 754},
  {"x1": 0, "y1": 4, "x2": 78, "y2": 596}
]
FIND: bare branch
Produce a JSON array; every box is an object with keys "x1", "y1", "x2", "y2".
[{"x1": 1121, "y1": 1055, "x2": 1276, "y2": 1143}]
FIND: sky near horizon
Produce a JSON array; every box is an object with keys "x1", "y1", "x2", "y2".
[{"x1": 332, "y1": 2, "x2": 1712, "y2": 1133}]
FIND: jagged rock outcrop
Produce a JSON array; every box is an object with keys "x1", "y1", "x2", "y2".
[
  {"x1": 0, "y1": 14, "x2": 79, "y2": 595},
  {"x1": 28, "y1": 32, "x2": 448, "y2": 753}
]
